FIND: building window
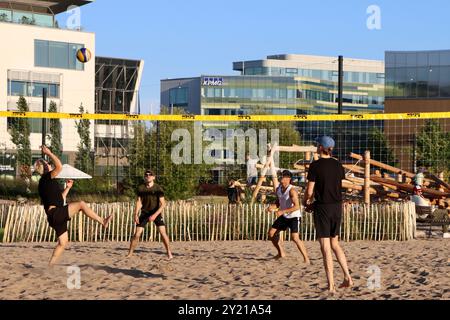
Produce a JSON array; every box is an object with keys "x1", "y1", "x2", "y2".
[
  {"x1": 7, "y1": 118, "x2": 42, "y2": 134},
  {"x1": 169, "y1": 87, "x2": 188, "y2": 107},
  {"x1": 286, "y1": 68, "x2": 298, "y2": 75},
  {"x1": 9, "y1": 81, "x2": 27, "y2": 96},
  {"x1": 8, "y1": 80, "x2": 60, "y2": 98},
  {"x1": 0, "y1": 9, "x2": 12, "y2": 22},
  {"x1": 35, "y1": 40, "x2": 84, "y2": 70}
]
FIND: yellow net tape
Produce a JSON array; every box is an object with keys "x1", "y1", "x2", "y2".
[{"x1": 1, "y1": 111, "x2": 449, "y2": 122}]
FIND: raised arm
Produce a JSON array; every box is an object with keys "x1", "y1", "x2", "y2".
[
  {"x1": 62, "y1": 179, "x2": 73, "y2": 203},
  {"x1": 42, "y1": 145, "x2": 63, "y2": 179}
]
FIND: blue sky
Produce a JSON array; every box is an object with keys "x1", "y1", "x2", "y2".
[{"x1": 58, "y1": 0, "x2": 450, "y2": 114}]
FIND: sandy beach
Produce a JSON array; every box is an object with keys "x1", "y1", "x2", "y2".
[{"x1": 0, "y1": 240, "x2": 448, "y2": 300}]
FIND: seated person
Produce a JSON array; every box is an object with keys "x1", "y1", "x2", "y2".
[{"x1": 410, "y1": 185, "x2": 431, "y2": 207}]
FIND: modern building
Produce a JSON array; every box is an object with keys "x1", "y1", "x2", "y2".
[
  {"x1": 161, "y1": 54, "x2": 385, "y2": 116},
  {"x1": 384, "y1": 50, "x2": 450, "y2": 171},
  {"x1": 94, "y1": 56, "x2": 144, "y2": 177},
  {"x1": 0, "y1": 1, "x2": 143, "y2": 177},
  {"x1": 161, "y1": 54, "x2": 385, "y2": 183}
]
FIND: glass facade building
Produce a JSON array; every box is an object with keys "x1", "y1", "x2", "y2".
[
  {"x1": 385, "y1": 50, "x2": 450, "y2": 99},
  {"x1": 163, "y1": 54, "x2": 385, "y2": 116},
  {"x1": 200, "y1": 74, "x2": 384, "y2": 116}
]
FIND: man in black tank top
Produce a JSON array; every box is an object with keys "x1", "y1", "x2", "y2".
[
  {"x1": 303, "y1": 136, "x2": 353, "y2": 293},
  {"x1": 35, "y1": 146, "x2": 112, "y2": 265}
]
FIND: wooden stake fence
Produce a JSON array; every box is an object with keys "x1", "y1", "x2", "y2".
[{"x1": 1, "y1": 201, "x2": 417, "y2": 243}]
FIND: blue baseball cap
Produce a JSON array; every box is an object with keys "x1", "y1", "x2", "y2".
[{"x1": 315, "y1": 136, "x2": 335, "y2": 148}]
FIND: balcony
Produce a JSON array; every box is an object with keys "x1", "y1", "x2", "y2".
[{"x1": 0, "y1": 1, "x2": 93, "y2": 29}]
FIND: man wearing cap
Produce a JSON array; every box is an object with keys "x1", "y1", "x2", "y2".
[
  {"x1": 303, "y1": 136, "x2": 353, "y2": 293},
  {"x1": 411, "y1": 185, "x2": 431, "y2": 207},
  {"x1": 267, "y1": 167, "x2": 310, "y2": 263},
  {"x1": 126, "y1": 169, "x2": 173, "y2": 259}
]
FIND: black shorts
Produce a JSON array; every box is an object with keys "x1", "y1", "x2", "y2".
[
  {"x1": 313, "y1": 203, "x2": 342, "y2": 238},
  {"x1": 46, "y1": 206, "x2": 71, "y2": 238},
  {"x1": 271, "y1": 215, "x2": 300, "y2": 233},
  {"x1": 137, "y1": 210, "x2": 165, "y2": 228}
]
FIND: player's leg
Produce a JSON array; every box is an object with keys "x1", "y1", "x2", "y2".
[
  {"x1": 126, "y1": 227, "x2": 144, "y2": 258},
  {"x1": 49, "y1": 231, "x2": 69, "y2": 265},
  {"x1": 68, "y1": 201, "x2": 112, "y2": 227}
]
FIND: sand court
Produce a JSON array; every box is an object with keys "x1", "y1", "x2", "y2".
[{"x1": 0, "y1": 240, "x2": 448, "y2": 300}]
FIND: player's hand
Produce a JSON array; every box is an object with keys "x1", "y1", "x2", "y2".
[
  {"x1": 276, "y1": 210, "x2": 284, "y2": 217},
  {"x1": 66, "y1": 179, "x2": 74, "y2": 189},
  {"x1": 304, "y1": 200, "x2": 314, "y2": 213},
  {"x1": 149, "y1": 215, "x2": 157, "y2": 222},
  {"x1": 266, "y1": 204, "x2": 277, "y2": 213},
  {"x1": 41, "y1": 145, "x2": 52, "y2": 156},
  {"x1": 134, "y1": 215, "x2": 140, "y2": 224}
]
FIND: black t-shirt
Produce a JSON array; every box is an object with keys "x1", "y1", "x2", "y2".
[
  {"x1": 137, "y1": 184, "x2": 164, "y2": 212},
  {"x1": 307, "y1": 158, "x2": 345, "y2": 204},
  {"x1": 38, "y1": 172, "x2": 64, "y2": 213},
  {"x1": 227, "y1": 186, "x2": 238, "y2": 203}
]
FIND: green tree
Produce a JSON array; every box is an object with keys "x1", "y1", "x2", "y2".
[
  {"x1": 127, "y1": 121, "x2": 147, "y2": 188},
  {"x1": 74, "y1": 104, "x2": 93, "y2": 173},
  {"x1": 416, "y1": 119, "x2": 449, "y2": 174},
  {"x1": 145, "y1": 106, "x2": 212, "y2": 200},
  {"x1": 47, "y1": 101, "x2": 63, "y2": 159},
  {"x1": 367, "y1": 127, "x2": 397, "y2": 166},
  {"x1": 9, "y1": 96, "x2": 31, "y2": 173}
]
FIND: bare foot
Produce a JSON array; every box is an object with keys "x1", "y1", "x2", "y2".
[
  {"x1": 102, "y1": 215, "x2": 113, "y2": 228},
  {"x1": 328, "y1": 286, "x2": 336, "y2": 294},
  {"x1": 339, "y1": 278, "x2": 354, "y2": 289},
  {"x1": 304, "y1": 259, "x2": 311, "y2": 265},
  {"x1": 273, "y1": 254, "x2": 286, "y2": 260},
  {"x1": 168, "y1": 252, "x2": 173, "y2": 260},
  {"x1": 125, "y1": 253, "x2": 132, "y2": 258}
]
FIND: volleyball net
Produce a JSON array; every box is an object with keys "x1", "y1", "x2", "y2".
[{"x1": 0, "y1": 110, "x2": 449, "y2": 203}]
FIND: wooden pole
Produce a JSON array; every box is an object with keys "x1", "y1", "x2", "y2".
[
  {"x1": 371, "y1": 176, "x2": 450, "y2": 198},
  {"x1": 364, "y1": 151, "x2": 371, "y2": 205},
  {"x1": 350, "y1": 152, "x2": 415, "y2": 178}
]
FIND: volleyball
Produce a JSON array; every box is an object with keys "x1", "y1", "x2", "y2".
[{"x1": 76, "y1": 47, "x2": 92, "y2": 63}]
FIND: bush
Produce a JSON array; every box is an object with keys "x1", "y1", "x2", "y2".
[
  {"x1": 0, "y1": 178, "x2": 38, "y2": 200},
  {"x1": 0, "y1": 228, "x2": 3, "y2": 242}
]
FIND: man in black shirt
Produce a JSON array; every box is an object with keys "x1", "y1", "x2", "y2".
[
  {"x1": 303, "y1": 136, "x2": 353, "y2": 293},
  {"x1": 35, "y1": 146, "x2": 112, "y2": 265},
  {"x1": 227, "y1": 179, "x2": 240, "y2": 205},
  {"x1": 126, "y1": 169, "x2": 173, "y2": 259}
]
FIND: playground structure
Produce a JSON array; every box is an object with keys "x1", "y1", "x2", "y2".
[{"x1": 231, "y1": 144, "x2": 450, "y2": 216}]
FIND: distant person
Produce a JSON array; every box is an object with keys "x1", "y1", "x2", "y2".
[
  {"x1": 413, "y1": 168, "x2": 426, "y2": 187},
  {"x1": 35, "y1": 146, "x2": 112, "y2": 265},
  {"x1": 126, "y1": 170, "x2": 173, "y2": 260},
  {"x1": 267, "y1": 167, "x2": 310, "y2": 264},
  {"x1": 227, "y1": 179, "x2": 240, "y2": 205},
  {"x1": 303, "y1": 136, "x2": 353, "y2": 293},
  {"x1": 411, "y1": 185, "x2": 431, "y2": 207}
]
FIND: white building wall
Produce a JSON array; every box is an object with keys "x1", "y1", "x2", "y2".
[{"x1": 0, "y1": 21, "x2": 95, "y2": 154}]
